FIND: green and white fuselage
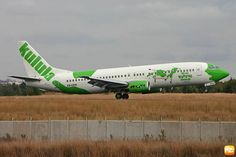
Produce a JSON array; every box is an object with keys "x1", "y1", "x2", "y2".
[{"x1": 11, "y1": 41, "x2": 230, "y2": 99}]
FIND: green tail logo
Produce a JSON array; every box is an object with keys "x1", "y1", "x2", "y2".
[{"x1": 19, "y1": 42, "x2": 55, "y2": 81}]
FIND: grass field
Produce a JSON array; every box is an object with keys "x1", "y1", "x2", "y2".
[
  {"x1": 0, "y1": 93, "x2": 236, "y2": 121},
  {"x1": 0, "y1": 140, "x2": 225, "y2": 157}
]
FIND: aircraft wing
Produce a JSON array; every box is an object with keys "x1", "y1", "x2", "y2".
[
  {"x1": 9, "y1": 76, "x2": 41, "y2": 81},
  {"x1": 81, "y1": 76, "x2": 128, "y2": 90}
]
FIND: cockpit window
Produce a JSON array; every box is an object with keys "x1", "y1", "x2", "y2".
[{"x1": 209, "y1": 64, "x2": 219, "y2": 70}]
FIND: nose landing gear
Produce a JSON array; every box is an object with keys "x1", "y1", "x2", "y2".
[{"x1": 115, "y1": 93, "x2": 129, "y2": 100}]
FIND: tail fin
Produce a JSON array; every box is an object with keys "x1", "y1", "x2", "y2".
[{"x1": 18, "y1": 41, "x2": 65, "y2": 82}]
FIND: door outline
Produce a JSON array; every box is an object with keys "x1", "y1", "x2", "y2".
[{"x1": 196, "y1": 65, "x2": 202, "y2": 76}]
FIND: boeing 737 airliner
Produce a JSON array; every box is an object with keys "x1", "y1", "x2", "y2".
[{"x1": 10, "y1": 41, "x2": 230, "y2": 99}]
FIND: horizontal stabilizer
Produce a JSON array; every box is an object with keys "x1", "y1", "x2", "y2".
[{"x1": 8, "y1": 76, "x2": 41, "y2": 81}]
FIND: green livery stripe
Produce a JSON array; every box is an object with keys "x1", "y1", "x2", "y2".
[
  {"x1": 73, "y1": 70, "x2": 96, "y2": 78},
  {"x1": 149, "y1": 68, "x2": 178, "y2": 79},
  {"x1": 205, "y1": 63, "x2": 229, "y2": 82},
  {"x1": 128, "y1": 80, "x2": 150, "y2": 93},
  {"x1": 205, "y1": 68, "x2": 226, "y2": 81},
  {"x1": 156, "y1": 70, "x2": 166, "y2": 77},
  {"x1": 52, "y1": 80, "x2": 90, "y2": 94}
]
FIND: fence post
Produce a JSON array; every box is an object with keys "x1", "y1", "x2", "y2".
[
  {"x1": 48, "y1": 118, "x2": 52, "y2": 142},
  {"x1": 12, "y1": 118, "x2": 14, "y2": 138},
  {"x1": 67, "y1": 117, "x2": 70, "y2": 140},
  {"x1": 199, "y1": 118, "x2": 202, "y2": 142},
  {"x1": 105, "y1": 117, "x2": 108, "y2": 141},
  {"x1": 30, "y1": 117, "x2": 32, "y2": 140},
  {"x1": 160, "y1": 116, "x2": 162, "y2": 130},
  {"x1": 180, "y1": 117, "x2": 182, "y2": 142},
  {"x1": 219, "y1": 120, "x2": 221, "y2": 141},
  {"x1": 86, "y1": 117, "x2": 88, "y2": 140},
  {"x1": 142, "y1": 117, "x2": 145, "y2": 139},
  {"x1": 123, "y1": 118, "x2": 126, "y2": 140}
]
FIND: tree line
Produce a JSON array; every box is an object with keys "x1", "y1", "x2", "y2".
[
  {"x1": 0, "y1": 79, "x2": 236, "y2": 96},
  {"x1": 0, "y1": 83, "x2": 42, "y2": 96}
]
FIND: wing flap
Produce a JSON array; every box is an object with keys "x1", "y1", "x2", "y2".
[{"x1": 81, "y1": 76, "x2": 128, "y2": 90}]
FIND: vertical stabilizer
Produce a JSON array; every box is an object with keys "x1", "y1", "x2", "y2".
[{"x1": 18, "y1": 41, "x2": 56, "y2": 81}]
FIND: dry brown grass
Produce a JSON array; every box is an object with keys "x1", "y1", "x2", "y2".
[
  {"x1": 0, "y1": 93, "x2": 236, "y2": 120},
  {"x1": 0, "y1": 140, "x2": 225, "y2": 157}
]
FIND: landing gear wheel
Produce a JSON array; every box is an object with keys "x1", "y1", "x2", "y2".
[
  {"x1": 122, "y1": 93, "x2": 129, "y2": 100},
  {"x1": 115, "y1": 93, "x2": 122, "y2": 100},
  {"x1": 115, "y1": 93, "x2": 129, "y2": 100}
]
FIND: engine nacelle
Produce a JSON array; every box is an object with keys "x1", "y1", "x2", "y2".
[{"x1": 128, "y1": 80, "x2": 151, "y2": 93}]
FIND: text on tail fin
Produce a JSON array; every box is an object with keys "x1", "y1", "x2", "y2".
[{"x1": 19, "y1": 42, "x2": 55, "y2": 81}]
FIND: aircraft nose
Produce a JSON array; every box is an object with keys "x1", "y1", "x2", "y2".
[
  {"x1": 213, "y1": 69, "x2": 230, "y2": 81},
  {"x1": 220, "y1": 69, "x2": 230, "y2": 80},
  {"x1": 206, "y1": 64, "x2": 230, "y2": 82}
]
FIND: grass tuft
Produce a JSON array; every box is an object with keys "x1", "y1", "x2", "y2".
[{"x1": 0, "y1": 140, "x2": 226, "y2": 157}]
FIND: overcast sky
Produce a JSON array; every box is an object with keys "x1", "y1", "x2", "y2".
[{"x1": 0, "y1": 0, "x2": 235, "y2": 79}]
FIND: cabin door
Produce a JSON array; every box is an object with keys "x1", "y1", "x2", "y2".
[{"x1": 196, "y1": 65, "x2": 202, "y2": 76}]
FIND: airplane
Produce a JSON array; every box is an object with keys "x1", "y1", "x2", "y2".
[{"x1": 10, "y1": 41, "x2": 230, "y2": 99}]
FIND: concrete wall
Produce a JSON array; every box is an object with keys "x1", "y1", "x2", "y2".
[{"x1": 0, "y1": 120, "x2": 235, "y2": 142}]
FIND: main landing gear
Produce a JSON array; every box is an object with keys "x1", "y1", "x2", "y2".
[{"x1": 115, "y1": 93, "x2": 129, "y2": 100}]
